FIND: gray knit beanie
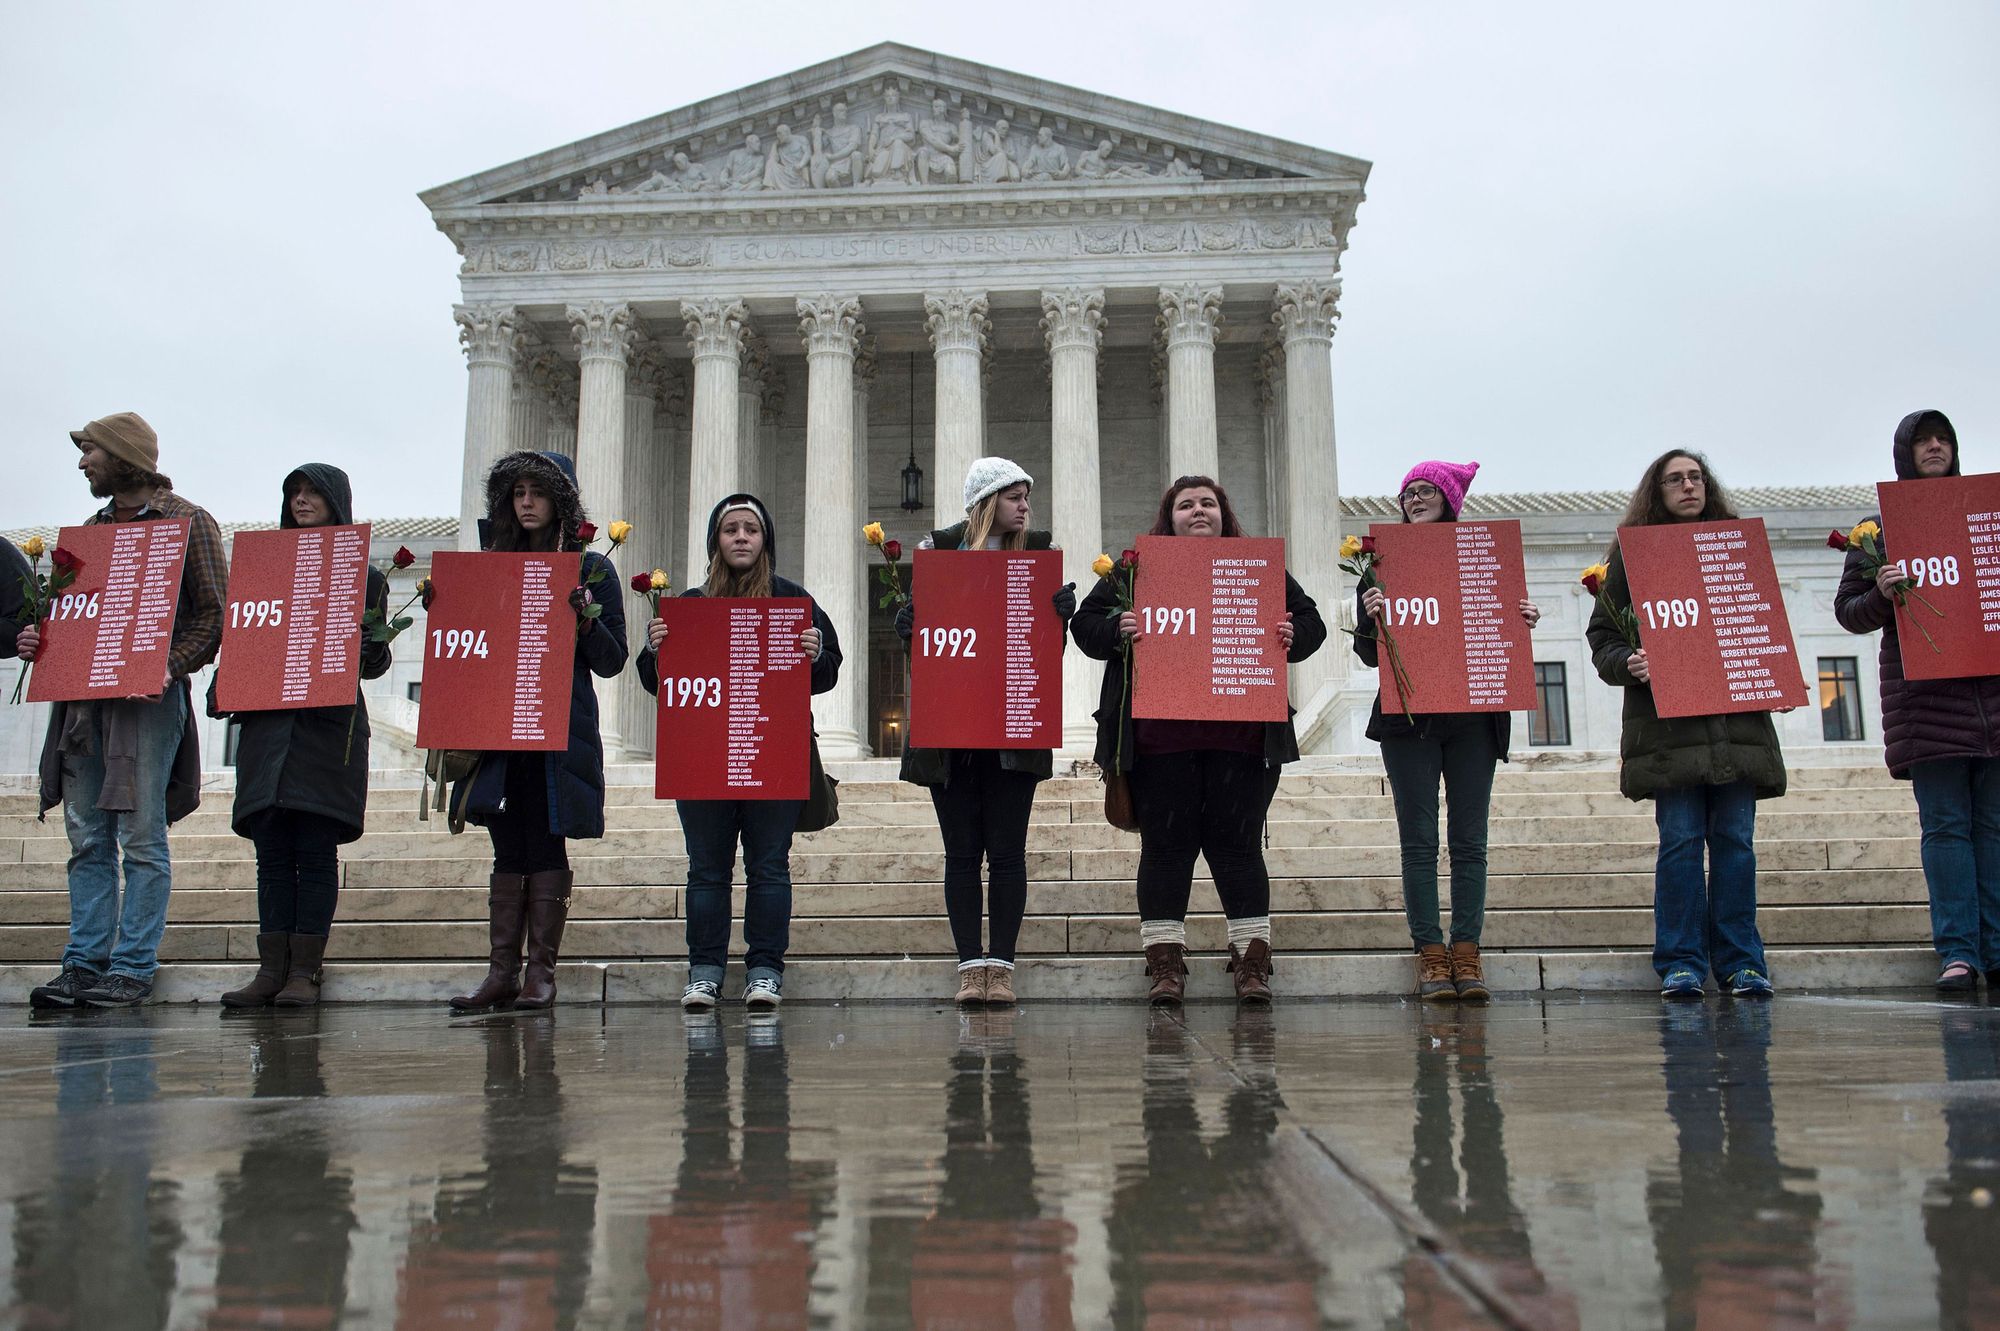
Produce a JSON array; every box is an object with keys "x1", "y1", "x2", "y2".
[{"x1": 962, "y1": 457, "x2": 1033, "y2": 513}]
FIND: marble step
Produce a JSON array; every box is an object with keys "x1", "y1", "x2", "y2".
[{"x1": 0, "y1": 945, "x2": 1939, "y2": 1004}]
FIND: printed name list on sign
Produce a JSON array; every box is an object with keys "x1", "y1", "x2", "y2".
[
  {"x1": 27, "y1": 520, "x2": 191, "y2": 703},
  {"x1": 1366, "y1": 520, "x2": 1539, "y2": 714},
  {"x1": 213, "y1": 524, "x2": 370, "y2": 712},
  {"x1": 1618, "y1": 517, "x2": 1810, "y2": 719},
  {"x1": 1131, "y1": 535, "x2": 1290, "y2": 722},
  {"x1": 653, "y1": 597, "x2": 813, "y2": 801},
  {"x1": 414, "y1": 551, "x2": 577, "y2": 751},
  {"x1": 909, "y1": 549, "x2": 1064, "y2": 749},
  {"x1": 1876, "y1": 473, "x2": 2000, "y2": 681}
]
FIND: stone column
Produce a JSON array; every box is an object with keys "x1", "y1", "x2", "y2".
[
  {"x1": 545, "y1": 371, "x2": 579, "y2": 460},
  {"x1": 1157, "y1": 283, "x2": 1224, "y2": 481},
  {"x1": 851, "y1": 340, "x2": 877, "y2": 755},
  {"x1": 681, "y1": 299, "x2": 749, "y2": 587},
  {"x1": 454, "y1": 304, "x2": 519, "y2": 551},
  {"x1": 799, "y1": 295, "x2": 866, "y2": 757},
  {"x1": 1275, "y1": 280, "x2": 1344, "y2": 707},
  {"x1": 737, "y1": 334, "x2": 768, "y2": 515},
  {"x1": 1260, "y1": 339, "x2": 1290, "y2": 542},
  {"x1": 617, "y1": 345, "x2": 670, "y2": 759},
  {"x1": 924, "y1": 289, "x2": 989, "y2": 507},
  {"x1": 568, "y1": 301, "x2": 638, "y2": 757},
  {"x1": 1042, "y1": 287, "x2": 1107, "y2": 754},
  {"x1": 508, "y1": 329, "x2": 546, "y2": 454}
]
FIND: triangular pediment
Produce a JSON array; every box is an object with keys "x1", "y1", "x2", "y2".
[{"x1": 421, "y1": 43, "x2": 1369, "y2": 211}]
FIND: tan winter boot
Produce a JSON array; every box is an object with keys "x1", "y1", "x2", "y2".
[
  {"x1": 955, "y1": 964, "x2": 989, "y2": 1005},
  {"x1": 1449, "y1": 941, "x2": 1491, "y2": 1003},
  {"x1": 1417, "y1": 944, "x2": 1457, "y2": 1002}
]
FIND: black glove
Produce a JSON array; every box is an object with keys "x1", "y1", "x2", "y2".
[
  {"x1": 1051, "y1": 582, "x2": 1077, "y2": 623},
  {"x1": 418, "y1": 579, "x2": 436, "y2": 611},
  {"x1": 893, "y1": 599, "x2": 915, "y2": 644},
  {"x1": 569, "y1": 585, "x2": 594, "y2": 617}
]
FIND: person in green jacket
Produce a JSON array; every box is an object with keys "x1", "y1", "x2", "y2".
[{"x1": 1587, "y1": 450, "x2": 1784, "y2": 1001}]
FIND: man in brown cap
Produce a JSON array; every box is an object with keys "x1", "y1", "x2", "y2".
[{"x1": 19, "y1": 412, "x2": 226, "y2": 1008}]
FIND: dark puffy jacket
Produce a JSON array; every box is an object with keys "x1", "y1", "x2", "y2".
[
  {"x1": 899, "y1": 521, "x2": 1056, "y2": 787},
  {"x1": 1834, "y1": 409, "x2": 1999, "y2": 778},
  {"x1": 0, "y1": 537, "x2": 27, "y2": 660},
  {"x1": 207, "y1": 463, "x2": 392, "y2": 842},
  {"x1": 1352, "y1": 585, "x2": 1511, "y2": 759},
  {"x1": 1071, "y1": 559, "x2": 1326, "y2": 774},
  {"x1": 1587, "y1": 546, "x2": 1787, "y2": 802}
]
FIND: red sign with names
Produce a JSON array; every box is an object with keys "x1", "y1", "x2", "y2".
[
  {"x1": 909, "y1": 549, "x2": 1065, "y2": 749},
  {"x1": 213, "y1": 524, "x2": 371, "y2": 712},
  {"x1": 414, "y1": 551, "x2": 577, "y2": 751},
  {"x1": 1876, "y1": 473, "x2": 2000, "y2": 681},
  {"x1": 27, "y1": 520, "x2": 191, "y2": 702},
  {"x1": 652, "y1": 597, "x2": 813, "y2": 801},
  {"x1": 1367, "y1": 519, "x2": 1539, "y2": 714},
  {"x1": 1130, "y1": 535, "x2": 1290, "y2": 722},
  {"x1": 1618, "y1": 517, "x2": 1810, "y2": 718}
]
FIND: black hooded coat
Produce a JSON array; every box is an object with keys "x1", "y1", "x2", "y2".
[
  {"x1": 207, "y1": 463, "x2": 392, "y2": 842},
  {"x1": 1834, "y1": 409, "x2": 2000, "y2": 778}
]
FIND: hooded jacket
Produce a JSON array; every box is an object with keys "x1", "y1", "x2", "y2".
[
  {"x1": 459, "y1": 451, "x2": 629, "y2": 840},
  {"x1": 206, "y1": 463, "x2": 392, "y2": 841},
  {"x1": 1834, "y1": 409, "x2": 1999, "y2": 778},
  {"x1": 0, "y1": 537, "x2": 27, "y2": 660}
]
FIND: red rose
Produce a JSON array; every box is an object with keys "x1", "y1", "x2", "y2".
[
  {"x1": 883, "y1": 539, "x2": 903, "y2": 562},
  {"x1": 631, "y1": 571, "x2": 653, "y2": 593},
  {"x1": 1582, "y1": 572, "x2": 1603, "y2": 595},
  {"x1": 1360, "y1": 535, "x2": 1378, "y2": 555},
  {"x1": 392, "y1": 545, "x2": 416, "y2": 569},
  {"x1": 1120, "y1": 548, "x2": 1139, "y2": 567},
  {"x1": 1826, "y1": 529, "x2": 1849, "y2": 551},
  {"x1": 576, "y1": 521, "x2": 598, "y2": 543},
  {"x1": 50, "y1": 547, "x2": 81, "y2": 573}
]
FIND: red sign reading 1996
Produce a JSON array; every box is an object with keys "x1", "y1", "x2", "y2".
[{"x1": 27, "y1": 520, "x2": 191, "y2": 703}]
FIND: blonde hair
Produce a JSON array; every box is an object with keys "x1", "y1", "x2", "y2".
[
  {"x1": 962, "y1": 490, "x2": 1029, "y2": 551},
  {"x1": 703, "y1": 549, "x2": 774, "y2": 598}
]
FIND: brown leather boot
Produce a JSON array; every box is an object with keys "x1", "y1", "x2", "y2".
[
  {"x1": 1417, "y1": 943, "x2": 1457, "y2": 1002},
  {"x1": 1228, "y1": 939, "x2": 1274, "y2": 1004},
  {"x1": 450, "y1": 873, "x2": 528, "y2": 1012},
  {"x1": 1144, "y1": 943, "x2": 1188, "y2": 1005},
  {"x1": 1449, "y1": 941, "x2": 1491, "y2": 1002},
  {"x1": 221, "y1": 933, "x2": 289, "y2": 1008},
  {"x1": 273, "y1": 933, "x2": 326, "y2": 1007},
  {"x1": 514, "y1": 870, "x2": 573, "y2": 1010},
  {"x1": 984, "y1": 965, "x2": 1016, "y2": 1006}
]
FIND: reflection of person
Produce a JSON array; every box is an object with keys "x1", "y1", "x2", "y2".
[
  {"x1": 450, "y1": 451, "x2": 628, "y2": 1012},
  {"x1": 26, "y1": 413, "x2": 225, "y2": 1009},
  {"x1": 209, "y1": 464, "x2": 393, "y2": 1008},
  {"x1": 1588, "y1": 450, "x2": 1782, "y2": 999},
  {"x1": 1836, "y1": 410, "x2": 2000, "y2": 992},
  {"x1": 1355, "y1": 461, "x2": 1540, "y2": 1002},
  {"x1": 895, "y1": 459, "x2": 1075, "y2": 1006},
  {"x1": 1071, "y1": 476, "x2": 1326, "y2": 1003},
  {"x1": 639, "y1": 495, "x2": 841, "y2": 1011},
  {"x1": 1924, "y1": 1005, "x2": 2000, "y2": 1323}
]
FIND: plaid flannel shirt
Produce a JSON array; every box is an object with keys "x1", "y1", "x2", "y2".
[{"x1": 86, "y1": 488, "x2": 227, "y2": 680}]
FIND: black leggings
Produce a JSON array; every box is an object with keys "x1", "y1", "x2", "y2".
[
  {"x1": 249, "y1": 808, "x2": 345, "y2": 936},
  {"x1": 929, "y1": 750, "x2": 1039, "y2": 964},
  {"x1": 1129, "y1": 749, "x2": 1280, "y2": 922},
  {"x1": 487, "y1": 754, "x2": 571, "y2": 876}
]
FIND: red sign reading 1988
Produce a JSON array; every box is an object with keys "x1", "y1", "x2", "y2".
[{"x1": 1876, "y1": 473, "x2": 2000, "y2": 681}]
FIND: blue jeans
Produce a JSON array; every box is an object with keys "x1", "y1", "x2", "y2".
[
  {"x1": 677, "y1": 798, "x2": 803, "y2": 988},
  {"x1": 1908, "y1": 758, "x2": 2000, "y2": 969},
  {"x1": 60, "y1": 690, "x2": 188, "y2": 981},
  {"x1": 1653, "y1": 780, "x2": 1767, "y2": 982},
  {"x1": 1379, "y1": 717, "x2": 1500, "y2": 947}
]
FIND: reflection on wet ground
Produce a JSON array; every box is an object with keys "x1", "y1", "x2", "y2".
[{"x1": 0, "y1": 995, "x2": 1996, "y2": 1328}]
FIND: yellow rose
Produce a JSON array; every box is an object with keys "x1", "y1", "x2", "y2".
[
  {"x1": 1092, "y1": 553, "x2": 1115, "y2": 578},
  {"x1": 862, "y1": 522, "x2": 886, "y2": 547},
  {"x1": 1338, "y1": 535, "x2": 1363, "y2": 560},
  {"x1": 1850, "y1": 519, "x2": 1880, "y2": 545},
  {"x1": 21, "y1": 535, "x2": 45, "y2": 559},
  {"x1": 649, "y1": 569, "x2": 668, "y2": 591},
  {"x1": 607, "y1": 520, "x2": 633, "y2": 545}
]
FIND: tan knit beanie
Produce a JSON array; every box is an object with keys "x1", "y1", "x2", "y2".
[{"x1": 69, "y1": 412, "x2": 160, "y2": 474}]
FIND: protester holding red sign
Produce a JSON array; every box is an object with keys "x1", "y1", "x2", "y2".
[
  {"x1": 1352, "y1": 461, "x2": 1541, "y2": 1002},
  {"x1": 0, "y1": 537, "x2": 28, "y2": 664},
  {"x1": 1587, "y1": 450, "x2": 1784, "y2": 1001},
  {"x1": 1072, "y1": 475, "x2": 1325, "y2": 1005},
  {"x1": 639, "y1": 493, "x2": 841, "y2": 1013},
  {"x1": 891, "y1": 458, "x2": 1076, "y2": 1007},
  {"x1": 448, "y1": 452, "x2": 628, "y2": 1014},
  {"x1": 1836, "y1": 410, "x2": 2000, "y2": 993},
  {"x1": 204, "y1": 465, "x2": 393, "y2": 1008},
  {"x1": 23, "y1": 413, "x2": 225, "y2": 1010}
]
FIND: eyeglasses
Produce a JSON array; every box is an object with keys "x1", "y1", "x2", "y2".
[
  {"x1": 1400, "y1": 483, "x2": 1441, "y2": 503},
  {"x1": 1660, "y1": 470, "x2": 1706, "y2": 490}
]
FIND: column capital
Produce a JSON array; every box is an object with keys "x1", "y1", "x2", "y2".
[
  {"x1": 682, "y1": 297, "x2": 750, "y2": 361},
  {"x1": 797, "y1": 294, "x2": 865, "y2": 357},
  {"x1": 853, "y1": 336, "x2": 879, "y2": 389},
  {"x1": 759, "y1": 357, "x2": 787, "y2": 424},
  {"x1": 1273, "y1": 280, "x2": 1342, "y2": 344},
  {"x1": 625, "y1": 338, "x2": 669, "y2": 400},
  {"x1": 1258, "y1": 337, "x2": 1288, "y2": 410},
  {"x1": 1040, "y1": 287, "x2": 1106, "y2": 354},
  {"x1": 737, "y1": 332, "x2": 770, "y2": 395},
  {"x1": 1157, "y1": 283, "x2": 1224, "y2": 350},
  {"x1": 923, "y1": 288, "x2": 990, "y2": 356},
  {"x1": 509, "y1": 322, "x2": 548, "y2": 376},
  {"x1": 455, "y1": 303, "x2": 522, "y2": 368},
  {"x1": 568, "y1": 301, "x2": 639, "y2": 365},
  {"x1": 545, "y1": 366, "x2": 580, "y2": 417}
]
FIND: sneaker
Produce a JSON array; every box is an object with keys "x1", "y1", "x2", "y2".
[
  {"x1": 1660, "y1": 968, "x2": 1704, "y2": 1000},
  {"x1": 680, "y1": 979, "x2": 720, "y2": 1012},
  {"x1": 744, "y1": 977, "x2": 783, "y2": 1011},
  {"x1": 28, "y1": 965, "x2": 100, "y2": 1010},
  {"x1": 78, "y1": 973, "x2": 153, "y2": 1008},
  {"x1": 1727, "y1": 968, "x2": 1775, "y2": 999}
]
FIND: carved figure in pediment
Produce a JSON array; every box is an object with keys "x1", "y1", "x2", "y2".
[
  {"x1": 972, "y1": 118, "x2": 1020, "y2": 185},
  {"x1": 581, "y1": 177, "x2": 613, "y2": 196},
  {"x1": 1021, "y1": 125, "x2": 1071, "y2": 182},
  {"x1": 865, "y1": 86, "x2": 917, "y2": 185},
  {"x1": 810, "y1": 103, "x2": 864, "y2": 189},
  {"x1": 1161, "y1": 150, "x2": 1202, "y2": 180},
  {"x1": 764, "y1": 123, "x2": 812, "y2": 190},
  {"x1": 1075, "y1": 139, "x2": 1152, "y2": 181},
  {"x1": 721, "y1": 133, "x2": 766, "y2": 191},
  {"x1": 916, "y1": 97, "x2": 962, "y2": 186},
  {"x1": 625, "y1": 151, "x2": 712, "y2": 194}
]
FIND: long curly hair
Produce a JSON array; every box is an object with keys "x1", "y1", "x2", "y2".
[{"x1": 1148, "y1": 474, "x2": 1245, "y2": 537}]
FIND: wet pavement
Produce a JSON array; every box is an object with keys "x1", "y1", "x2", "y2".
[{"x1": 0, "y1": 995, "x2": 1996, "y2": 1329}]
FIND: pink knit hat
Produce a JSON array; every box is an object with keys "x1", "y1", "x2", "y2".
[{"x1": 1400, "y1": 460, "x2": 1479, "y2": 517}]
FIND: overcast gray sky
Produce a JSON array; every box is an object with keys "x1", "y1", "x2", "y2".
[{"x1": 3, "y1": 1, "x2": 1993, "y2": 528}]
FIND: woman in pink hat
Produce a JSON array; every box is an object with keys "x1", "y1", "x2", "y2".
[{"x1": 1352, "y1": 461, "x2": 1540, "y2": 1002}]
